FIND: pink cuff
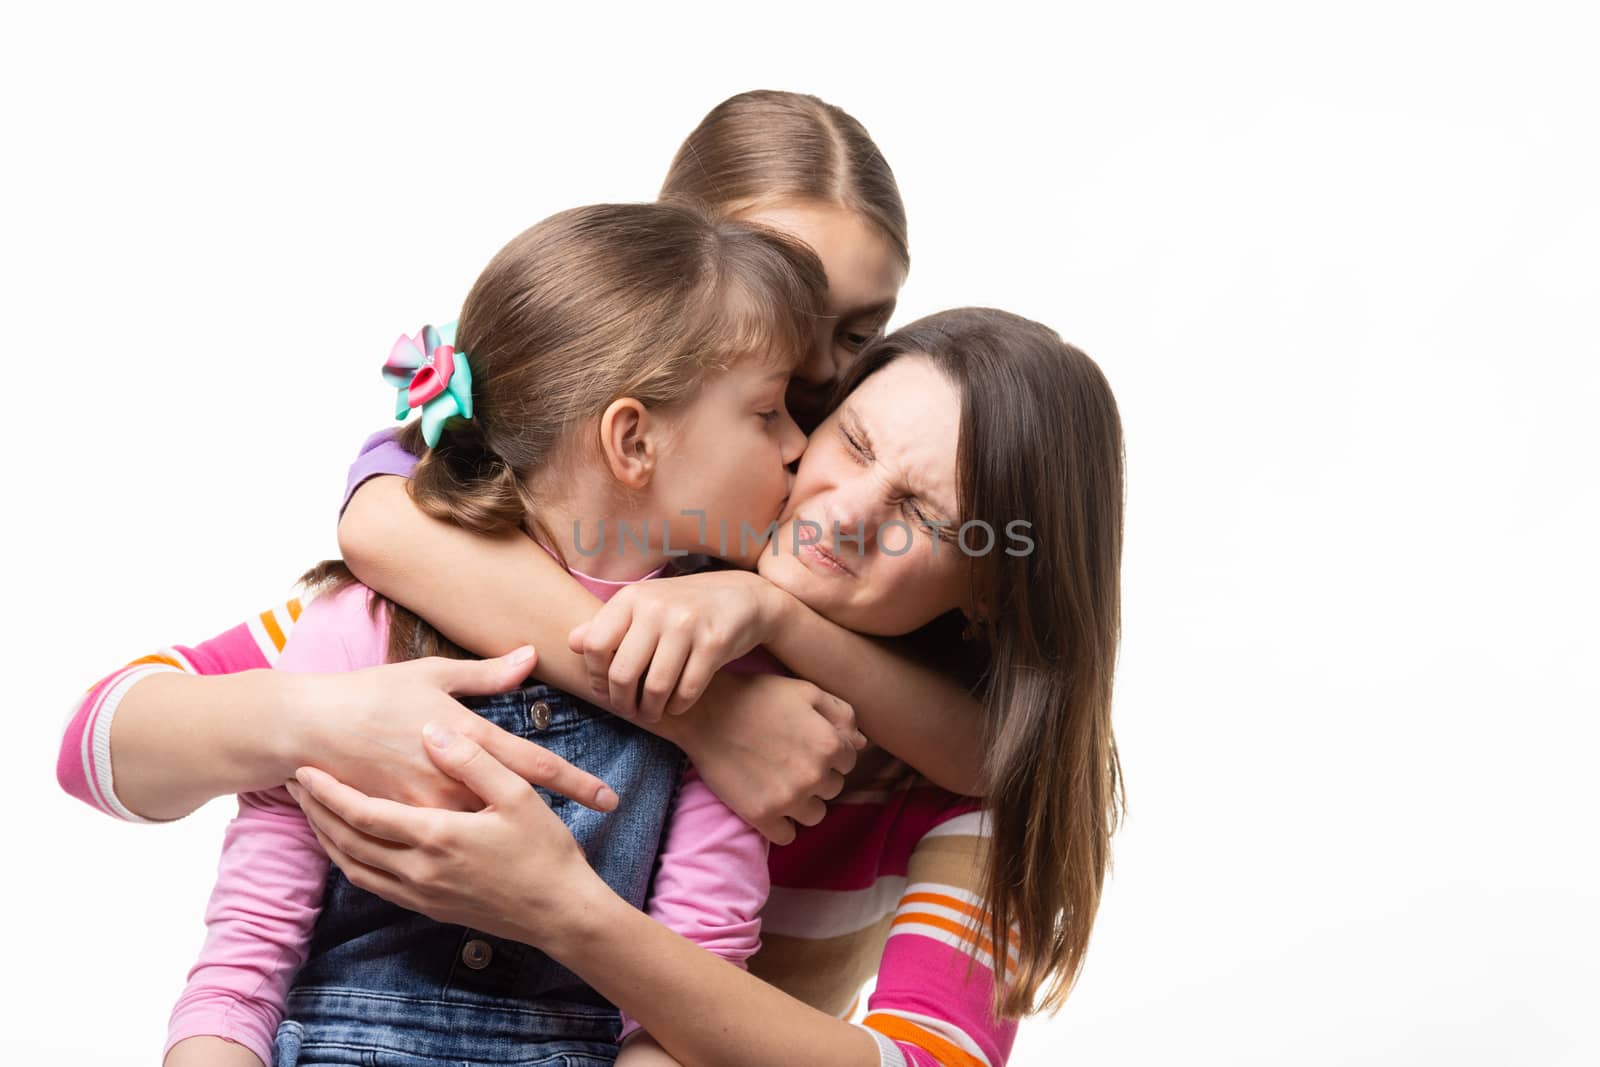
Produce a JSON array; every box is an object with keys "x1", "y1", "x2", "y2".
[{"x1": 165, "y1": 999, "x2": 274, "y2": 1066}]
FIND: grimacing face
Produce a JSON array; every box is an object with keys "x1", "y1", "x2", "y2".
[
  {"x1": 757, "y1": 355, "x2": 972, "y2": 636},
  {"x1": 735, "y1": 200, "x2": 906, "y2": 433}
]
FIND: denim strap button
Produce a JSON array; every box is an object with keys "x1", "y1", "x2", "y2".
[
  {"x1": 530, "y1": 701, "x2": 552, "y2": 730},
  {"x1": 461, "y1": 938, "x2": 494, "y2": 970}
]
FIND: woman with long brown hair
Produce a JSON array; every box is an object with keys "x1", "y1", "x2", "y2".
[{"x1": 286, "y1": 307, "x2": 1126, "y2": 1065}]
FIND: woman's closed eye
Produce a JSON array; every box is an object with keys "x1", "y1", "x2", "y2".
[
  {"x1": 840, "y1": 421, "x2": 958, "y2": 541},
  {"x1": 900, "y1": 498, "x2": 959, "y2": 542},
  {"x1": 840, "y1": 423, "x2": 872, "y2": 463}
]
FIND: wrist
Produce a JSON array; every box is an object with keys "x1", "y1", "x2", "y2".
[
  {"x1": 259, "y1": 670, "x2": 322, "y2": 780},
  {"x1": 760, "y1": 583, "x2": 802, "y2": 650},
  {"x1": 532, "y1": 865, "x2": 628, "y2": 960},
  {"x1": 643, "y1": 695, "x2": 699, "y2": 748}
]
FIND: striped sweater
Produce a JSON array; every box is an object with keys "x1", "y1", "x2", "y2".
[{"x1": 58, "y1": 603, "x2": 1018, "y2": 1067}]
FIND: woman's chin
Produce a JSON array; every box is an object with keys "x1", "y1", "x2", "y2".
[{"x1": 759, "y1": 550, "x2": 832, "y2": 610}]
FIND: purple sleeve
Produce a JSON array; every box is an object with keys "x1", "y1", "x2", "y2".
[{"x1": 342, "y1": 428, "x2": 419, "y2": 513}]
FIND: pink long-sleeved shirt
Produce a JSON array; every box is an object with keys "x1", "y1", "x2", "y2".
[
  {"x1": 61, "y1": 593, "x2": 1017, "y2": 1067},
  {"x1": 115, "y1": 571, "x2": 768, "y2": 1066}
]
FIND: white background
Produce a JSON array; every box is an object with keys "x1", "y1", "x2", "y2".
[{"x1": 4, "y1": 2, "x2": 1596, "y2": 1064}]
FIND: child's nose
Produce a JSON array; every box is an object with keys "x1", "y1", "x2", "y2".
[{"x1": 780, "y1": 409, "x2": 808, "y2": 463}]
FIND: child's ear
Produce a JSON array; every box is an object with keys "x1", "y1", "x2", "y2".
[{"x1": 598, "y1": 397, "x2": 657, "y2": 489}]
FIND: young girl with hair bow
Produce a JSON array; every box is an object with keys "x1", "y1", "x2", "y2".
[{"x1": 160, "y1": 199, "x2": 831, "y2": 1066}]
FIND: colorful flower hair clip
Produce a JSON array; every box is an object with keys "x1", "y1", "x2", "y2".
[{"x1": 382, "y1": 322, "x2": 473, "y2": 447}]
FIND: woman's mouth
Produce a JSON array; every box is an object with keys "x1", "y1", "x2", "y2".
[{"x1": 800, "y1": 539, "x2": 852, "y2": 576}]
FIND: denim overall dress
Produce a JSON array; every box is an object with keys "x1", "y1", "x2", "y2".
[{"x1": 271, "y1": 683, "x2": 683, "y2": 1067}]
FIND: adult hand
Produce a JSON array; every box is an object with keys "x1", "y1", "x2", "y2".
[
  {"x1": 296, "y1": 646, "x2": 617, "y2": 814},
  {"x1": 672, "y1": 671, "x2": 865, "y2": 845},
  {"x1": 285, "y1": 723, "x2": 604, "y2": 947},
  {"x1": 568, "y1": 570, "x2": 787, "y2": 722}
]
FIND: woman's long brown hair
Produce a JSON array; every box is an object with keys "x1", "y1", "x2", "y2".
[
  {"x1": 660, "y1": 90, "x2": 909, "y2": 272},
  {"x1": 836, "y1": 308, "x2": 1126, "y2": 1017}
]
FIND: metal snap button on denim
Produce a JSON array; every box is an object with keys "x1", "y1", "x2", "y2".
[
  {"x1": 530, "y1": 701, "x2": 552, "y2": 730},
  {"x1": 461, "y1": 938, "x2": 494, "y2": 970}
]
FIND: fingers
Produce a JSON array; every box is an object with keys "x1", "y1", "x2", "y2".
[
  {"x1": 482, "y1": 730, "x2": 619, "y2": 813},
  {"x1": 296, "y1": 795, "x2": 413, "y2": 903},
  {"x1": 816, "y1": 769, "x2": 847, "y2": 802},
  {"x1": 567, "y1": 621, "x2": 588, "y2": 655},
  {"x1": 815, "y1": 691, "x2": 865, "y2": 748},
  {"x1": 422, "y1": 722, "x2": 541, "y2": 809},
  {"x1": 287, "y1": 778, "x2": 413, "y2": 868},
  {"x1": 292, "y1": 766, "x2": 431, "y2": 846},
  {"x1": 828, "y1": 731, "x2": 860, "y2": 777},
  {"x1": 424, "y1": 645, "x2": 537, "y2": 696},
  {"x1": 753, "y1": 815, "x2": 797, "y2": 847},
  {"x1": 812, "y1": 690, "x2": 868, "y2": 762},
  {"x1": 605, "y1": 622, "x2": 659, "y2": 720},
  {"x1": 637, "y1": 627, "x2": 693, "y2": 722},
  {"x1": 579, "y1": 599, "x2": 633, "y2": 698},
  {"x1": 664, "y1": 648, "x2": 719, "y2": 717},
  {"x1": 789, "y1": 795, "x2": 828, "y2": 828}
]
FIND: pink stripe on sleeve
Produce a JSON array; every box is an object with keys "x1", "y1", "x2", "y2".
[
  {"x1": 58, "y1": 664, "x2": 173, "y2": 819},
  {"x1": 866, "y1": 931, "x2": 1017, "y2": 1067},
  {"x1": 57, "y1": 623, "x2": 278, "y2": 821}
]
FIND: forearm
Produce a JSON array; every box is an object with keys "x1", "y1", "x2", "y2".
[
  {"x1": 339, "y1": 476, "x2": 600, "y2": 696},
  {"x1": 542, "y1": 889, "x2": 881, "y2": 1067},
  {"x1": 767, "y1": 596, "x2": 985, "y2": 795},
  {"x1": 109, "y1": 670, "x2": 308, "y2": 821}
]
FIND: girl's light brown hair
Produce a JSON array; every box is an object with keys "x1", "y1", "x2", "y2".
[
  {"x1": 661, "y1": 90, "x2": 909, "y2": 272},
  {"x1": 309, "y1": 201, "x2": 826, "y2": 662},
  {"x1": 836, "y1": 308, "x2": 1126, "y2": 1018}
]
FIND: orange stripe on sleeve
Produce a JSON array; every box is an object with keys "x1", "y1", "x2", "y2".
[
  {"x1": 260, "y1": 608, "x2": 287, "y2": 652},
  {"x1": 82, "y1": 654, "x2": 184, "y2": 694},
  {"x1": 891, "y1": 911, "x2": 1010, "y2": 962},
  {"x1": 863, "y1": 1013, "x2": 988, "y2": 1067},
  {"x1": 900, "y1": 893, "x2": 1021, "y2": 948},
  {"x1": 126, "y1": 653, "x2": 186, "y2": 672},
  {"x1": 286, "y1": 597, "x2": 303, "y2": 622}
]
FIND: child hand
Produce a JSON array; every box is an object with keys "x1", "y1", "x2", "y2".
[
  {"x1": 673, "y1": 671, "x2": 863, "y2": 844},
  {"x1": 568, "y1": 570, "x2": 787, "y2": 722}
]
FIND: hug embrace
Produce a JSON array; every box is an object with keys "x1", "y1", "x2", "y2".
[{"x1": 59, "y1": 91, "x2": 1125, "y2": 1067}]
